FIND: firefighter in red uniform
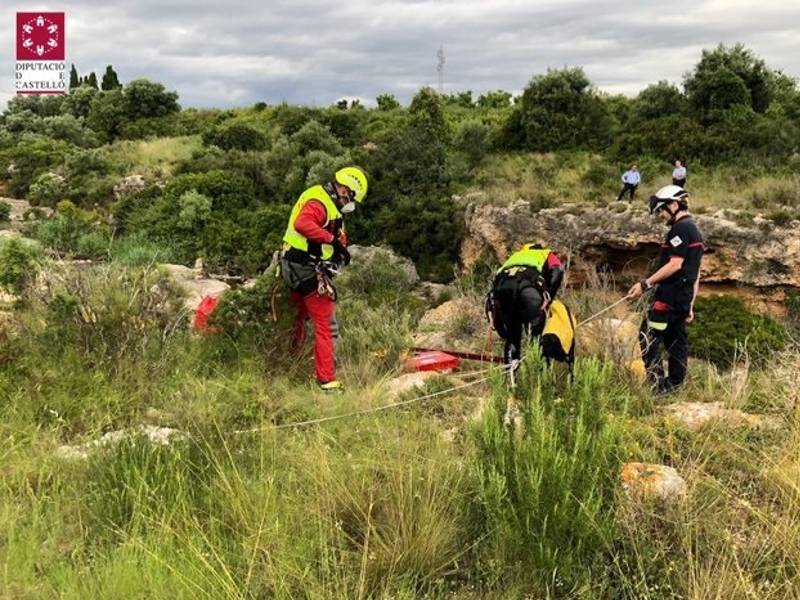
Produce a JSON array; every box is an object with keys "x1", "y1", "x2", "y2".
[{"x1": 280, "y1": 167, "x2": 368, "y2": 392}]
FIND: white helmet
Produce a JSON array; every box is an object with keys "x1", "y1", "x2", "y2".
[{"x1": 649, "y1": 185, "x2": 688, "y2": 215}]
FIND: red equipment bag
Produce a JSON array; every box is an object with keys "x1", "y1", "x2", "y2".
[
  {"x1": 404, "y1": 351, "x2": 460, "y2": 373},
  {"x1": 194, "y1": 295, "x2": 221, "y2": 335}
]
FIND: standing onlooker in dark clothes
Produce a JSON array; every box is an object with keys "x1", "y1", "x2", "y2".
[
  {"x1": 617, "y1": 164, "x2": 641, "y2": 201},
  {"x1": 672, "y1": 160, "x2": 687, "y2": 187}
]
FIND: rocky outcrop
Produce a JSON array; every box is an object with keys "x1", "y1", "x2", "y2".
[
  {"x1": 462, "y1": 201, "x2": 800, "y2": 300},
  {"x1": 113, "y1": 175, "x2": 147, "y2": 199},
  {"x1": 0, "y1": 197, "x2": 52, "y2": 230}
]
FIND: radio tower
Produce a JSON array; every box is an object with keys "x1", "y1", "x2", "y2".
[{"x1": 436, "y1": 45, "x2": 445, "y2": 93}]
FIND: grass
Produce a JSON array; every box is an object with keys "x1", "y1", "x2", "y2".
[
  {"x1": 467, "y1": 151, "x2": 800, "y2": 215},
  {"x1": 2, "y1": 257, "x2": 800, "y2": 598},
  {"x1": 105, "y1": 135, "x2": 202, "y2": 179}
]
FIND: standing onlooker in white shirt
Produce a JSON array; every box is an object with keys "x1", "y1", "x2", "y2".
[
  {"x1": 672, "y1": 160, "x2": 687, "y2": 188},
  {"x1": 617, "y1": 164, "x2": 641, "y2": 202}
]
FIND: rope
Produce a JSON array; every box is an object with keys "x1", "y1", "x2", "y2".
[
  {"x1": 575, "y1": 294, "x2": 634, "y2": 329},
  {"x1": 234, "y1": 366, "x2": 510, "y2": 434}
]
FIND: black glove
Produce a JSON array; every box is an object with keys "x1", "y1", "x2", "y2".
[{"x1": 332, "y1": 238, "x2": 351, "y2": 266}]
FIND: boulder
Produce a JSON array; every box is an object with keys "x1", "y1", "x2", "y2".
[
  {"x1": 160, "y1": 263, "x2": 230, "y2": 311},
  {"x1": 414, "y1": 298, "x2": 487, "y2": 353},
  {"x1": 621, "y1": 462, "x2": 687, "y2": 504},
  {"x1": 663, "y1": 401, "x2": 780, "y2": 432}
]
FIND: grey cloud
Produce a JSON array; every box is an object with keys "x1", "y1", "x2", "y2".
[{"x1": 2, "y1": 1, "x2": 800, "y2": 110}]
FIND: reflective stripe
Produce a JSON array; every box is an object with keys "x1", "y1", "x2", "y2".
[
  {"x1": 283, "y1": 185, "x2": 342, "y2": 260},
  {"x1": 498, "y1": 248, "x2": 551, "y2": 274},
  {"x1": 647, "y1": 320, "x2": 668, "y2": 331}
]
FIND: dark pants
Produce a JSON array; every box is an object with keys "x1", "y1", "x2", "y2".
[
  {"x1": 617, "y1": 183, "x2": 638, "y2": 201},
  {"x1": 672, "y1": 178, "x2": 686, "y2": 188},
  {"x1": 639, "y1": 311, "x2": 688, "y2": 393},
  {"x1": 492, "y1": 278, "x2": 545, "y2": 363}
]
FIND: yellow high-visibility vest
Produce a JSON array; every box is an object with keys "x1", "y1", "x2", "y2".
[
  {"x1": 282, "y1": 185, "x2": 342, "y2": 260},
  {"x1": 497, "y1": 247, "x2": 551, "y2": 274}
]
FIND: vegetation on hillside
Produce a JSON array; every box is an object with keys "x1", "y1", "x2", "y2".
[
  {"x1": 2, "y1": 44, "x2": 800, "y2": 281},
  {"x1": 1, "y1": 245, "x2": 798, "y2": 598}
]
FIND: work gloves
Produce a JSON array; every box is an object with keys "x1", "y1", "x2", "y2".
[{"x1": 332, "y1": 238, "x2": 351, "y2": 267}]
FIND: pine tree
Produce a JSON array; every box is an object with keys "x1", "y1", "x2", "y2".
[
  {"x1": 69, "y1": 64, "x2": 79, "y2": 89},
  {"x1": 101, "y1": 65, "x2": 121, "y2": 91},
  {"x1": 87, "y1": 72, "x2": 98, "y2": 89}
]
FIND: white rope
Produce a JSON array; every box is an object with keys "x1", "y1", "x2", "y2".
[
  {"x1": 575, "y1": 294, "x2": 634, "y2": 329},
  {"x1": 234, "y1": 365, "x2": 511, "y2": 434}
]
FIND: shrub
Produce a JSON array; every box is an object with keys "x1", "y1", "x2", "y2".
[
  {"x1": 32, "y1": 200, "x2": 110, "y2": 258},
  {"x1": 472, "y1": 350, "x2": 628, "y2": 591},
  {"x1": 202, "y1": 123, "x2": 268, "y2": 151},
  {"x1": 28, "y1": 172, "x2": 67, "y2": 206},
  {"x1": 176, "y1": 190, "x2": 213, "y2": 230},
  {"x1": 690, "y1": 294, "x2": 788, "y2": 367},
  {"x1": 454, "y1": 120, "x2": 490, "y2": 169},
  {"x1": 0, "y1": 237, "x2": 43, "y2": 294},
  {"x1": 0, "y1": 201, "x2": 10, "y2": 223},
  {"x1": 22, "y1": 263, "x2": 186, "y2": 364}
]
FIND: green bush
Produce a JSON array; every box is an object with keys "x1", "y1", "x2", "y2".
[
  {"x1": 21, "y1": 263, "x2": 186, "y2": 364},
  {"x1": 0, "y1": 201, "x2": 10, "y2": 223},
  {"x1": 0, "y1": 237, "x2": 43, "y2": 294},
  {"x1": 472, "y1": 350, "x2": 627, "y2": 592},
  {"x1": 27, "y1": 172, "x2": 66, "y2": 206},
  {"x1": 202, "y1": 123, "x2": 268, "y2": 151},
  {"x1": 690, "y1": 294, "x2": 788, "y2": 367}
]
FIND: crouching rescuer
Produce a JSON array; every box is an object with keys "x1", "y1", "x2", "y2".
[
  {"x1": 627, "y1": 185, "x2": 704, "y2": 394},
  {"x1": 280, "y1": 167, "x2": 368, "y2": 392},
  {"x1": 487, "y1": 243, "x2": 565, "y2": 366}
]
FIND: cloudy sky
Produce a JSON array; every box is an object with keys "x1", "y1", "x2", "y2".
[{"x1": 3, "y1": 1, "x2": 800, "y2": 110}]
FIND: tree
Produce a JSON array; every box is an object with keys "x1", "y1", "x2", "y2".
[
  {"x1": 87, "y1": 72, "x2": 98, "y2": 89},
  {"x1": 632, "y1": 81, "x2": 688, "y2": 121},
  {"x1": 477, "y1": 90, "x2": 512, "y2": 109},
  {"x1": 454, "y1": 120, "x2": 489, "y2": 169},
  {"x1": 514, "y1": 67, "x2": 612, "y2": 151},
  {"x1": 69, "y1": 64, "x2": 79, "y2": 89},
  {"x1": 101, "y1": 65, "x2": 121, "y2": 91},
  {"x1": 202, "y1": 123, "x2": 269, "y2": 151},
  {"x1": 376, "y1": 94, "x2": 400, "y2": 111},
  {"x1": 63, "y1": 85, "x2": 99, "y2": 119},
  {"x1": 86, "y1": 88, "x2": 126, "y2": 141},
  {"x1": 122, "y1": 79, "x2": 180, "y2": 120},
  {"x1": 684, "y1": 44, "x2": 774, "y2": 116}
]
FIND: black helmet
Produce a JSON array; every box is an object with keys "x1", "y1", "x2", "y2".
[{"x1": 649, "y1": 185, "x2": 689, "y2": 215}]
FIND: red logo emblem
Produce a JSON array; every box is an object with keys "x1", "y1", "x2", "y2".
[{"x1": 17, "y1": 13, "x2": 65, "y2": 60}]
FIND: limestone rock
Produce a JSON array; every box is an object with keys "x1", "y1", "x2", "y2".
[
  {"x1": 414, "y1": 298, "x2": 487, "y2": 353},
  {"x1": 113, "y1": 174, "x2": 147, "y2": 199},
  {"x1": 160, "y1": 263, "x2": 230, "y2": 311},
  {"x1": 663, "y1": 401, "x2": 780, "y2": 432},
  {"x1": 385, "y1": 371, "x2": 438, "y2": 398},
  {"x1": 0, "y1": 197, "x2": 51, "y2": 230},
  {"x1": 56, "y1": 425, "x2": 186, "y2": 460},
  {"x1": 621, "y1": 462, "x2": 687, "y2": 504},
  {"x1": 462, "y1": 201, "x2": 800, "y2": 296}
]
